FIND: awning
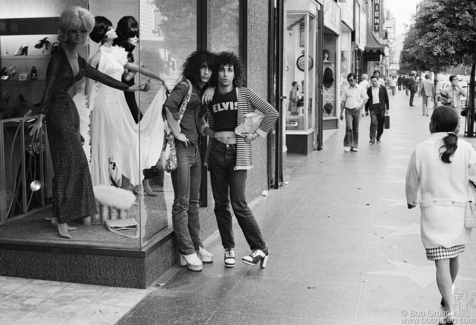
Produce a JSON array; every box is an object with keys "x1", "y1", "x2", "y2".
[{"x1": 365, "y1": 24, "x2": 387, "y2": 54}]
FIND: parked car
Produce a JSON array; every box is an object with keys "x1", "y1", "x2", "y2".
[{"x1": 437, "y1": 80, "x2": 468, "y2": 107}]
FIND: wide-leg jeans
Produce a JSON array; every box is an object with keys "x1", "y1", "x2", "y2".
[
  {"x1": 171, "y1": 142, "x2": 203, "y2": 255},
  {"x1": 344, "y1": 108, "x2": 360, "y2": 148},
  {"x1": 209, "y1": 140, "x2": 266, "y2": 251}
]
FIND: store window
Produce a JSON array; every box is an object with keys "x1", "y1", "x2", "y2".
[
  {"x1": 323, "y1": 34, "x2": 337, "y2": 119},
  {"x1": 284, "y1": 13, "x2": 316, "y2": 132},
  {"x1": 207, "y1": 0, "x2": 239, "y2": 54},
  {"x1": 0, "y1": 0, "x2": 199, "y2": 250}
]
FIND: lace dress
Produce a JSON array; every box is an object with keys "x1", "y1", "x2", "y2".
[
  {"x1": 89, "y1": 46, "x2": 165, "y2": 187},
  {"x1": 39, "y1": 49, "x2": 129, "y2": 224}
]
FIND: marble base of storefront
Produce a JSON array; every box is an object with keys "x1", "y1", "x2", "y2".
[{"x1": 0, "y1": 230, "x2": 179, "y2": 289}]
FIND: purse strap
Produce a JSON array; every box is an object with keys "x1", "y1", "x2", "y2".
[{"x1": 176, "y1": 79, "x2": 193, "y2": 131}]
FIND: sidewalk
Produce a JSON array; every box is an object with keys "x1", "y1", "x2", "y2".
[{"x1": 1, "y1": 89, "x2": 476, "y2": 325}]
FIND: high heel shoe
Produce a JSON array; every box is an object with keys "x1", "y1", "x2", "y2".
[
  {"x1": 21, "y1": 43, "x2": 28, "y2": 56},
  {"x1": 14, "y1": 43, "x2": 28, "y2": 56},
  {"x1": 196, "y1": 247, "x2": 214, "y2": 263},
  {"x1": 1, "y1": 67, "x2": 9, "y2": 80},
  {"x1": 30, "y1": 66, "x2": 37, "y2": 80},
  {"x1": 180, "y1": 253, "x2": 203, "y2": 271},
  {"x1": 50, "y1": 217, "x2": 78, "y2": 233},
  {"x1": 34, "y1": 37, "x2": 49, "y2": 49},
  {"x1": 18, "y1": 94, "x2": 26, "y2": 107},
  {"x1": 242, "y1": 248, "x2": 269, "y2": 268}
]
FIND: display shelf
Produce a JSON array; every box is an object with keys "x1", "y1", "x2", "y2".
[
  {"x1": 0, "y1": 79, "x2": 46, "y2": 83},
  {"x1": 1, "y1": 55, "x2": 51, "y2": 60}
]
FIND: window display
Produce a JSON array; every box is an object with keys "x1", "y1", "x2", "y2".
[
  {"x1": 0, "y1": 0, "x2": 200, "y2": 250},
  {"x1": 323, "y1": 35, "x2": 337, "y2": 118},
  {"x1": 284, "y1": 14, "x2": 316, "y2": 132}
]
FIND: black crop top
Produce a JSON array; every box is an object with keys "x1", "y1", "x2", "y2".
[{"x1": 209, "y1": 88, "x2": 238, "y2": 132}]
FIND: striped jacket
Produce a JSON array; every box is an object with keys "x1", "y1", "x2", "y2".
[{"x1": 200, "y1": 87, "x2": 279, "y2": 170}]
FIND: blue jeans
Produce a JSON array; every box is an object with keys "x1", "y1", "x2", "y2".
[
  {"x1": 344, "y1": 108, "x2": 360, "y2": 148},
  {"x1": 171, "y1": 142, "x2": 202, "y2": 255},
  {"x1": 209, "y1": 140, "x2": 266, "y2": 251},
  {"x1": 370, "y1": 107, "x2": 385, "y2": 141}
]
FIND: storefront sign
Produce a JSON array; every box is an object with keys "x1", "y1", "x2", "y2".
[
  {"x1": 324, "y1": 0, "x2": 340, "y2": 35},
  {"x1": 374, "y1": 0, "x2": 380, "y2": 32},
  {"x1": 300, "y1": 22, "x2": 305, "y2": 47}
]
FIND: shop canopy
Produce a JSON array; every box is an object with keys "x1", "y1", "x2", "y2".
[{"x1": 365, "y1": 23, "x2": 387, "y2": 59}]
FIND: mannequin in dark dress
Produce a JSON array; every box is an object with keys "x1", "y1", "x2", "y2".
[
  {"x1": 113, "y1": 16, "x2": 168, "y2": 196},
  {"x1": 29, "y1": 6, "x2": 136, "y2": 238}
]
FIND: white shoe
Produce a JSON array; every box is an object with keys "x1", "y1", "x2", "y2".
[
  {"x1": 351, "y1": 148, "x2": 358, "y2": 152},
  {"x1": 344, "y1": 147, "x2": 351, "y2": 152},
  {"x1": 197, "y1": 247, "x2": 213, "y2": 263},
  {"x1": 180, "y1": 253, "x2": 203, "y2": 271},
  {"x1": 224, "y1": 248, "x2": 235, "y2": 268}
]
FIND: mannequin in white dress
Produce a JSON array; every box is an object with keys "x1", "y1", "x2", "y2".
[{"x1": 87, "y1": 16, "x2": 166, "y2": 190}]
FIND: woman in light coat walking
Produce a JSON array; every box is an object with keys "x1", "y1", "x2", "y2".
[{"x1": 405, "y1": 106, "x2": 474, "y2": 325}]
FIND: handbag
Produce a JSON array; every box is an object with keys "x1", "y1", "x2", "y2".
[
  {"x1": 104, "y1": 218, "x2": 139, "y2": 238},
  {"x1": 384, "y1": 115, "x2": 390, "y2": 129},
  {"x1": 163, "y1": 79, "x2": 192, "y2": 173},
  {"x1": 465, "y1": 181, "x2": 476, "y2": 228}
]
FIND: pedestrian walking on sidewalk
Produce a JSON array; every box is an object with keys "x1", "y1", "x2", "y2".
[
  {"x1": 405, "y1": 106, "x2": 475, "y2": 325},
  {"x1": 421, "y1": 73, "x2": 435, "y2": 116},
  {"x1": 397, "y1": 75, "x2": 403, "y2": 91},
  {"x1": 164, "y1": 50, "x2": 216, "y2": 272},
  {"x1": 366, "y1": 75, "x2": 389, "y2": 144},
  {"x1": 389, "y1": 75, "x2": 397, "y2": 96},
  {"x1": 359, "y1": 74, "x2": 369, "y2": 116},
  {"x1": 201, "y1": 52, "x2": 278, "y2": 269},
  {"x1": 408, "y1": 72, "x2": 417, "y2": 106},
  {"x1": 340, "y1": 73, "x2": 369, "y2": 152}
]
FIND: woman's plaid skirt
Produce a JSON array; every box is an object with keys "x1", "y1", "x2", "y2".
[{"x1": 426, "y1": 245, "x2": 465, "y2": 261}]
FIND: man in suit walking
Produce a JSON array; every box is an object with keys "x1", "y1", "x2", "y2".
[
  {"x1": 366, "y1": 75, "x2": 389, "y2": 144},
  {"x1": 420, "y1": 73, "x2": 435, "y2": 116}
]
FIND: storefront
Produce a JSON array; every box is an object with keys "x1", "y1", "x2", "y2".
[
  {"x1": 322, "y1": 0, "x2": 341, "y2": 130},
  {"x1": 339, "y1": 0, "x2": 354, "y2": 94},
  {"x1": 0, "y1": 0, "x2": 274, "y2": 288},
  {"x1": 283, "y1": 0, "x2": 323, "y2": 155}
]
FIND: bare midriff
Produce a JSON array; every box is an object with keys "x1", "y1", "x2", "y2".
[{"x1": 214, "y1": 131, "x2": 237, "y2": 144}]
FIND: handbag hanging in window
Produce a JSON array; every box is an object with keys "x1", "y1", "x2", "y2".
[
  {"x1": 163, "y1": 79, "x2": 192, "y2": 173},
  {"x1": 464, "y1": 181, "x2": 476, "y2": 228}
]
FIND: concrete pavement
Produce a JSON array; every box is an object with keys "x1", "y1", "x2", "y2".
[{"x1": 1, "y1": 88, "x2": 476, "y2": 325}]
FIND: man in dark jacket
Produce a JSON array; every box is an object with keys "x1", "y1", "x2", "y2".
[
  {"x1": 407, "y1": 72, "x2": 417, "y2": 106},
  {"x1": 366, "y1": 75, "x2": 389, "y2": 144}
]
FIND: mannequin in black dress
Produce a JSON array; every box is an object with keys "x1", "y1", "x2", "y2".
[
  {"x1": 113, "y1": 16, "x2": 168, "y2": 196},
  {"x1": 28, "y1": 6, "x2": 143, "y2": 238}
]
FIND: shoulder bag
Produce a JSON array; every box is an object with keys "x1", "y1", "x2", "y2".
[{"x1": 163, "y1": 79, "x2": 192, "y2": 173}]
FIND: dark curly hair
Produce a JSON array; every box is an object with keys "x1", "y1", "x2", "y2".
[
  {"x1": 215, "y1": 51, "x2": 245, "y2": 87},
  {"x1": 89, "y1": 16, "x2": 112, "y2": 44},
  {"x1": 181, "y1": 50, "x2": 216, "y2": 89},
  {"x1": 112, "y1": 16, "x2": 139, "y2": 61}
]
